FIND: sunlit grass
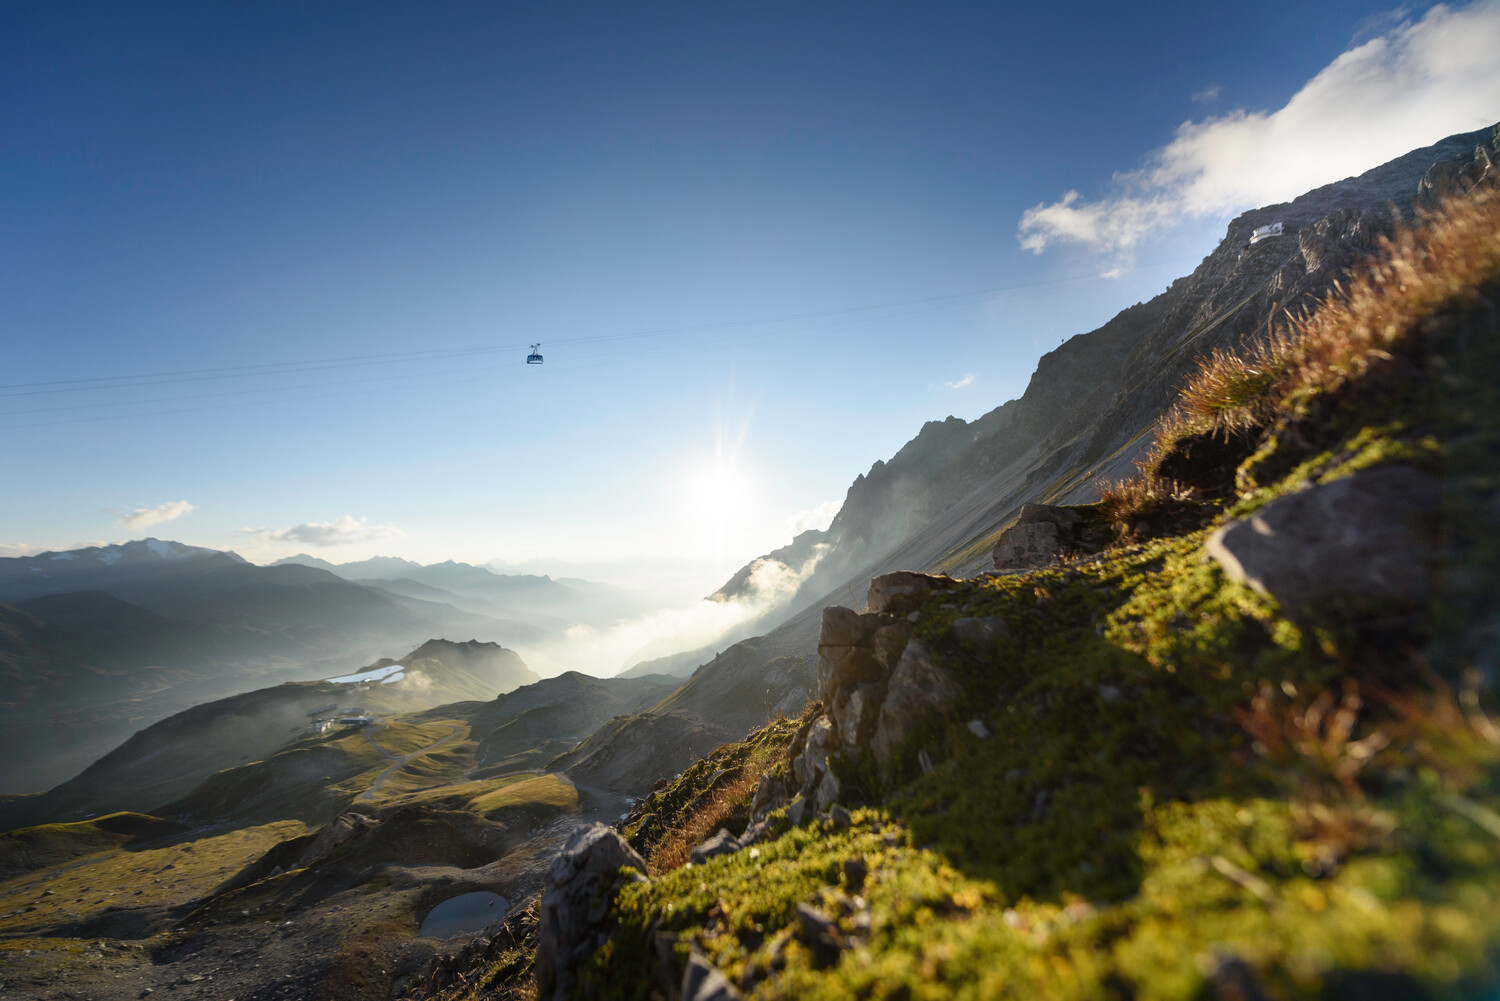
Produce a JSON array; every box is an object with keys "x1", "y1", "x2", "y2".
[{"x1": 0, "y1": 820, "x2": 305, "y2": 935}]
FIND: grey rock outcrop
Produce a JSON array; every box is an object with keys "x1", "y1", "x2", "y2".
[
  {"x1": 1206, "y1": 465, "x2": 1441, "y2": 618},
  {"x1": 782, "y1": 572, "x2": 969, "y2": 809},
  {"x1": 689, "y1": 828, "x2": 742, "y2": 865},
  {"x1": 1418, "y1": 124, "x2": 1499, "y2": 205},
  {"x1": 535, "y1": 823, "x2": 649, "y2": 1001},
  {"x1": 866, "y1": 570, "x2": 954, "y2": 616},
  {"x1": 992, "y1": 504, "x2": 1086, "y2": 571},
  {"x1": 868, "y1": 640, "x2": 961, "y2": 773},
  {"x1": 681, "y1": 952, "x2": 744, "y2": 1001}
]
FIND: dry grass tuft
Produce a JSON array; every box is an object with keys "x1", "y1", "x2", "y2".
[
  {"x1": 1236, "y1": 681, "x2": 1396, "y2": 874},
  {"x1": 1236, "y1": 681, "x2": 1389, "y2": 799},
  {"x1": 647, "y1": 740, "x2": 784, "y2": 876},
  {"x1": 647, "y1": 773, "x2": 760, "y2": 875},
  {"x1": 1099, "y1": 183, "x2": 1500, "y2": 530},
  {"x1": 1174, "y1": 184, "x2": 1500, "y2": 444},
  {"x1": 1094, "y1": 475, "x2": 1202, "y2": 538},
  {"x1": 1374, "y1": 667, "x2": 1500, "y2": 790}
]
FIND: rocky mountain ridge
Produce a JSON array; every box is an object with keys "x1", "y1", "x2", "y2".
[{"x1": 681, "y1": 122, "x2": 1500, "y2": 717}]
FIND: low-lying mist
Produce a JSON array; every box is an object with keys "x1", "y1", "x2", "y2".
[{"x1": 513, "y1": 547, "x2": 827, "y2": 680}]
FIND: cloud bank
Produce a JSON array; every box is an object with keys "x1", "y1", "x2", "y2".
[
  {"x1": 246, "y1": 515, "x2": 405, "y2": 547},
  {"x1": 117, "y1": 500, "x2": 195, "y2": 530},
  {"x1": 519, "y1": 547, "x2": 828, "y2": 679},
  {"x1": 1019, "y1": 1, "x2": 1500, "y2": 258}
]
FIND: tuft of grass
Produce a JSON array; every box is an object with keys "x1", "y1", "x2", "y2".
[
  {"x1": 1174, "y1": 185, "x2": 1500, "y2": 445},
  {"x1": 647, "y1": 736, "x2": 788, "y2": 875},
  {"x1": 1102, "y1": 184, "x2": 1500, "y2": 532},
  {"x1": 1094, "y1": 475, "x2": 1206, "y2": 540},
  {"x1": 622, "y1": 713, "x2": 804, "y2": 871}
]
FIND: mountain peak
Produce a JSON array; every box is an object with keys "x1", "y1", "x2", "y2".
[{"x1": 20, "y1": 538, "x2": 242, "y2": 568}]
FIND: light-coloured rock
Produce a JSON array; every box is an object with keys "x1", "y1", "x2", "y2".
[
  {"x1": 786, "y1": 794, "x2": 811, "y2": 827},
  {"x1": 866, "y1": 571, "x2": 950, "y2": 616},
  {"x1": 833, "y1": 682, "x2": 885, "y2": 753},
  {"x1": 819, "y1": 605, "x2": 884, "y2": 647},
  {"x1": 967, "y1": 719, "x2": 992, "y2": 739},
  {"x1": 535, "y1": 823, "x2": 648, "y2": 1001},
  {"x1": 689, "y1": 829, "x2": 741, "y2": 865},
  {"x1": 869, "y1": 640, "x2": 961, "y2": 775},
  {"x1": 1017, "y1": 503, "x2": 1083, "y2": 529},
  {"x1": 749, "y1": 771, "x2": 787, "y2": 822},
  {"x1": 812, "y1": 767, "x2": 841, "y2": 813},
  {"x1": 991, "y1": 520, "x2": 1063, "y2": 569},
  {"x1": 793, "y1": 716, "x2": 839, "y2": 790},
  {"x1": 681, "y1": 952, "x2": 744, "y2": 1001},
  {"x1": 1206, "y1": 465, "x2": 1440, "y2": 617}
]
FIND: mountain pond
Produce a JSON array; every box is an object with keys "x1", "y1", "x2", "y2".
[{"x1": 418, "y1": 891, "x2": 510, "y2": 938}]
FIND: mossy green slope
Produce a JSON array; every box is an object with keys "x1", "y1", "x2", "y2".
[{"x1": 539, "y1": 192, "x2": 1500, "y2": 1001}]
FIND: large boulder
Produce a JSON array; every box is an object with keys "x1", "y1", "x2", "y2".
[
  {"x1": 1206, "y1": 465, "x2": 1441, "y2": 618},
  {"x1": 535, "y1": 823, "x2": 648, "y2": 1001},
  {"x1": 866, "y1": 571, "x2": 952, "y2": 616},
  {"x1": 992, "y1": 504, "x2": 1085, "y2": 570}
]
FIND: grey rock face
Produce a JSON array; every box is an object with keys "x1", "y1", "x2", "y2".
[
  {"x1": 1418, "y1": 125, "x2": 1500, "y2": 205},
  {"x1": 681, "y1": 953, "x2": 744, "y2": 1001},
  {"x1": 869, "y1": 640, "x2": 961, "y2": 774},
  {"x1": 992, "y1": 522, "x2": 1061, "y2": 569},
  {"x1": 1018, "y1": 502, "x2": 1082, "y2": 529},
  {"x1": 791, "y1": 716, "x2": 840, "y2": 790},
  {"x1": 812, "y1": 767, "x2": 842, "y2": 813},
  {"x1": 535, "y1": 823, "x2": 648, "y2": 1001},
  {"x1": 749, "y1": 770, "x2": 788, "y2": 823},
  {"x1": 1206, "y1": 465, "x2": 1440, "y2": 618},
  {"x1": 817, "y1": 645, "x2": 884, "y2": 705},
  {"x1": 866, "y1": 571, "x2": 951, "y2": 616},
  {"x1": 832, "y1": 682, "x2": 885, "y2": 753},
  {"x1": 992, "y1": 503, "x2": 1087, "y2": 570},
  {"x1": 689, "y1": 828, "x2": 742, "y2": 865},
  {"x1": 819, "y1": 605, "x2": 885, "y2": 647}
]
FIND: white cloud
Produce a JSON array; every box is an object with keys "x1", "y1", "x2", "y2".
[
  {"x1": 944, "y1": 373, "x2": 977, "y2": 389},
  {"x1": 517, "y1": 546, "x2": 829, "y2": 678},
  {"x1": 1019, "y1": 1, "x2": 1500, "y2": 258},
  {"x1": 1191, "y1": 84, "x2": 1222, "y2": 104},
  {"x1": 117, "y1": 499, "x2": 195, "y2": 530},
  {"x1": 245, "y1": 515, "x2": 404, "y2": 547},
  {"x1": 786, "y1": 499, "x2": 840, "y2": 535},
  {"x1": 0, "y1": 542, "x2": 42, "y2": 558}
]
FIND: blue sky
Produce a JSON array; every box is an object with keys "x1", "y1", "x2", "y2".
[{"x1": 4, "y1": 1, "x2": 1498, "y2": 599}]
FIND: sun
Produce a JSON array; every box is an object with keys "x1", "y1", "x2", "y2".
[{"x1": 686, "y1": 463, "x2": 748, "y2": 526}]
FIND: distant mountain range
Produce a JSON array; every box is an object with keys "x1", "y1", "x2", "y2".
[
  {"x1": 273, "y1": 553, "x2": 653, "y2": 626},
  {"x1": 0, "y1": 540, "x2": 617, "y2": 794}
]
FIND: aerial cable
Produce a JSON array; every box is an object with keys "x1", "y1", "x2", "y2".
[{"x1": 3, "y1": 260, "x2": 1191, "y2": 402}]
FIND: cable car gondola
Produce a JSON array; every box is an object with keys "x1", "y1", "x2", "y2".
[{"x1": 526, "y1": 343, "x2": 544, "y2": 365}]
